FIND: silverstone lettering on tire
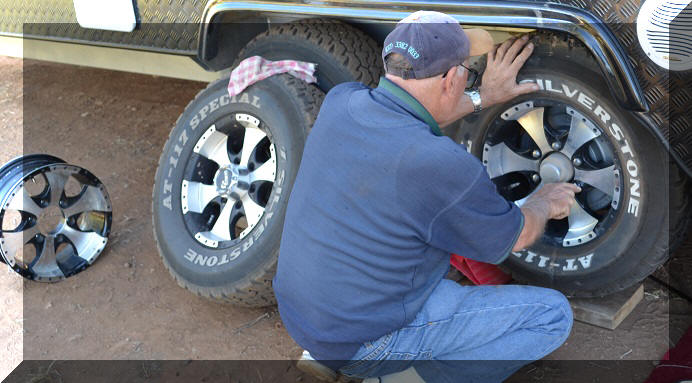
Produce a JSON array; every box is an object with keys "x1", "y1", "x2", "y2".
[
  {"x1": 455, "y1": 32, "x2": 678, "y2": 297},
  {"x1": 522, "y1": 77, "x2": 643, "y2": 218}
]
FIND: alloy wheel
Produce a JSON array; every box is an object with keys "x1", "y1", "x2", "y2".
[
  {"x1": 482, "y1": 100, "x2": 622, "y2": 248},
  {"x1": 181, "y1": 113, "x2": 277, "y2": 249},
  {"x1": 0, "y1": 155, "x2": 112, "y2": 281}
]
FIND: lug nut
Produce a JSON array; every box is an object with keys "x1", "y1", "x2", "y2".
[
  {"x1": 532, "y1": 150, "x2": 541, "y2": 158},
  {"x1": 532, "y1": 174, "x2": 540, "y2": 183},
  {"x1": 573, "y1": 158, "x2": 582, "y2": 166},
  {"x1": 551, "y1": 142, "x2": 562, "y2": 150}
]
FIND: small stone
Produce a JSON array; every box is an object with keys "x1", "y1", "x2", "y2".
[
  {"x1": 80, "y1": 112, "x2": 89, "y2": 117},
  {"x1": 68, "y1": 334, "x2": 83, "y2": 342},
  {"x1": 95, "y1": 100, "x2": 103, "y2": 106},
  {"x1": 124, "y1": 262, "x2": 131, "y2": 268},
  {"x1": 44, "y1": 302, "x2": 52, "y2": 309}
]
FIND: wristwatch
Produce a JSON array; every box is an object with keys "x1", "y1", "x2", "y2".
[{"x1": 464, "y1": 89, "x2": 482, "y2": 113}]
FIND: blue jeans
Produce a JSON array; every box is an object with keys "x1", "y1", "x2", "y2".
[{"x1": 337, "y1": 279, "x2": 573, "y2": 383}]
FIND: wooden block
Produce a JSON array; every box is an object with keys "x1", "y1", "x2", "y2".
[{"x1": 569, "y1": 284, "x2": 644, "y2": 330}]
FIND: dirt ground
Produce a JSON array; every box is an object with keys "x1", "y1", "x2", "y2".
[
  {"x1": 1, "y1": 55, "x2": 691, "y2": 382},
  {"x1": 0, "y1": 56, "x2": 24, "y2": 382}
]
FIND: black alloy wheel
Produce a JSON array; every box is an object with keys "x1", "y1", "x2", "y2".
[
  {"x1": 482, "y1": 100, "x2": 620, "y2": 249},
  {"x1": 181, "y1": 114, "x2": 277, "y2": 249},
  {"x1": 0, "y1": 155, "x2": 112, "y2": 281}
]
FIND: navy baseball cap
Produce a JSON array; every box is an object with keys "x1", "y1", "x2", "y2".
[{"x1": 383, "y1": 11, "x2": 494, "y2": 79}]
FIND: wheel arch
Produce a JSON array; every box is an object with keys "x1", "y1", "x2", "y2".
[
  {"x1": 195, "y1": 12, "x2": 387, "y2": 74},
  {"x1": 198, "y1": 1, "x2": 645, "y2": 110},
  {"x1": 196, "y1": 1, "x2": 690, "y2": 179}
]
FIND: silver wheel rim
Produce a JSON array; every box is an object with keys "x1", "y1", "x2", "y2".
[
  {"x1": 0, "y1": 163, "x2": 111, "y2": 281},
  {"x1": 181, "y1": 113, "x2": 277, "y2": 249},
  {"x1": 482, "y1": 101, "x2": 621, "y2": 248}
]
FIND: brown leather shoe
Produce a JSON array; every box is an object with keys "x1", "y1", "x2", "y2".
[{"x1": 296, "y1": 350, "x2": 362, "y2": 383}]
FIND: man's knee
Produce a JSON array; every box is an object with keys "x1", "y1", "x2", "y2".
[{"x1": 539, "y1": 288, "x2": 573, "y2": 344}]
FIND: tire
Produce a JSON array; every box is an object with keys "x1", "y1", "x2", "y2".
[
  {"x1": 456, "y1": 32, "x2": 690, "y2": 297},
  {"x1": 669, "y1": 163, "x2": 692, "y2": 252},
  {"x1": 152, "y1": 74, "x2": 324, "y2": 307},
  {"x1": 235, "y1": 19, "x2": 383, "y2": 92}
]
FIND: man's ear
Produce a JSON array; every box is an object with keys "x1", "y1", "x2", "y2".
[{"x1": 441, "y1": 66, "x2": 457, "y2": 97}]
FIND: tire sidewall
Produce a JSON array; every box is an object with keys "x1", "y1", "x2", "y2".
[
  {"x1": 153, "y1": 76, "x2": 305, "y2": 288},
  {"x1": 458, "y1": 67, "x2": 668, "y2": 292}
]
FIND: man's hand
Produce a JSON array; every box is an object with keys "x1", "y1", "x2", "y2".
[
  {"x1": 512, "y1": 183, "x2": 581, "y2": 252},
  {"x1": 527, "y1": 183, "x2": 582, "y2": 220},
  {"x1": 480, "y1": 35, "x2": 539, "y2": 108}
]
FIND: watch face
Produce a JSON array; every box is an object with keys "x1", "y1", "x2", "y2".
[{"x1": 466, "y1": 90, "x2": 482, "y2": 112}]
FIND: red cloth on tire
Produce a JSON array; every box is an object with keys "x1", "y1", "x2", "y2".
[
  {"x1": 646, "y1": 325, "x2": 692, "y2": 383},
  {"x1": 227, "y1": 56, "x2": 317, "y2": 97},
  {"x1": 450, "y1": 254, "x2": 512, "y2": 285}
]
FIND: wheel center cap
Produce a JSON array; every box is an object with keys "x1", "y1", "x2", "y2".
[
  {"x1": 38, "y1": 206, "x2": 64, "y2": 234},
  {"x1": 540, "y1": 152, "x2": 574, "y2": 183},
  {"x1": 215, "y1": 167, "x2": 239, "y2": 195}
]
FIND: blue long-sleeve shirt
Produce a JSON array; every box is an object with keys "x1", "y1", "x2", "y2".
[{"x1": 273, "y1": 77, "x2": 523, "y2": 369}]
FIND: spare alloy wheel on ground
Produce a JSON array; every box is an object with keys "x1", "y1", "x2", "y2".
[
  {"x1": 152, "y1": 20, "x2": 382, "y2": 307},
  {"x1": 0, "y1": 155, "x2": 112, "y2": 281},
  {"x1": 457, "y1": 33, "x2": 689, "y2": 297}
]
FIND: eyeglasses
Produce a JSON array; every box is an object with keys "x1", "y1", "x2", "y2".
[{"x1": 442, "y1": 64, "x2": 479, "y2": 90}]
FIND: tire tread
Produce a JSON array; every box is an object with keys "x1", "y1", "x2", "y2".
[{"x1": 235, "y1": 20, "x2": 383, "y2": 88}]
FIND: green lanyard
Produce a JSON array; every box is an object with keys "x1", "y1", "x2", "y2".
[{"x1": 377, "y1": 77, "x2": 443, "y2": 137}]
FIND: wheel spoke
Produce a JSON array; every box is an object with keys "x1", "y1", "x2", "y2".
[
  {"x1": 241, "y1": 194, "x2": 263, "y2": 230},
  {"x1": 562, "y1": 114, "x2": 601, "y2": 159},
  {"x1": 182, "y1": 180, "x2": 219, "y2": 214},
  {"x1": 1, "y1": 224, "x2": 40, "y2": 259},
  {"x1": 59, "y1": 224, "x2": 107, "y2": 263},
  {"x1": 44, "y1": 171, "x2": 68, "y2": 207},
  {"x1": 193, "y1": 125, "x2": 232, "y2": 167},
  {"x1": 63, "y1": 185, "x2": 111, "y2": 218},
  {"x1": 31, "y1": 235, "x2": 64, "y2": 279},
  {"x1": 250, "y1": 160, "x2": 276, "y2": 183},
  {"x1": 514, "y1": 182, "x2": 543, "y2": 207},
  {"x1": 6, "y1": 186, "x2": 43, "y2": 216},
  {"x1": 208, "y1": 201, "x2": 234, "y2": 242},
  {"x1": 239, "y1": 128, "x2": 266, "y2": 168},
  {"x1": 574, "y1": 165, "x2": 616, "y2": 198},
  {"x1": 517, "y1": 107, "x2": 552, "y2": 155},
  {"x1": 563, "y1": 202, "x2": 598, "y2": 247},
  {"x1": 484, "y1": 143, "x2": 540, "y2": 179}
]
